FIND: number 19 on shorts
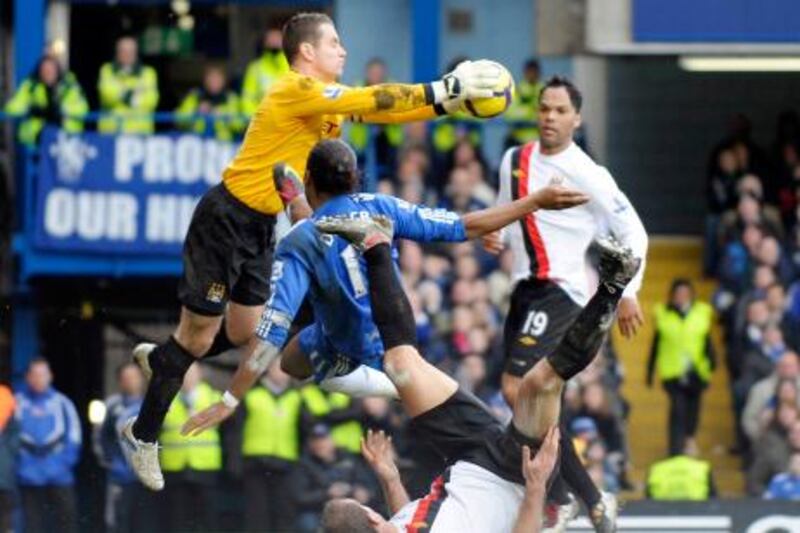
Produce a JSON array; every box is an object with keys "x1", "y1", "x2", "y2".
[{"x1": 521, "y1": 310, "x2": 549, "y2": 337}]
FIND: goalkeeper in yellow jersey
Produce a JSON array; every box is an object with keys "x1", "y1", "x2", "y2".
[{"x1": 121, "y1": 11, "x2": 504, "y2": 491}]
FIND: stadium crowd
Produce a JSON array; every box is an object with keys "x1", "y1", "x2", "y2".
[
  {"x1": 705, "y1": 112, "x2": 800, "y2": 500},
  {"x1": 0, "y1": 30, "x2": 650, "y2": 530}
]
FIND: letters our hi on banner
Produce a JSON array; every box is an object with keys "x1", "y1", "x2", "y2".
[{"x1": 34, "y1": 127, "x2": 239, "y2": 256}]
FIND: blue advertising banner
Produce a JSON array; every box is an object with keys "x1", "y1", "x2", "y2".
[
  {"x1": 34, "y1": 128, "x2": 238, "y2": 255},
  {"x1": 633, "y1": 0, "x2": 800, "y2": 43}
]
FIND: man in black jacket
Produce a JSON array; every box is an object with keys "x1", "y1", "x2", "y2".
[{"x1": 289, "y1": 424, "x2": 375, "y2": 532}]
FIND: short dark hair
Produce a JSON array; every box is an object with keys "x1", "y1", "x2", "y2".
[
  {"x1": 27, "y1": 357, "x2": 49, "y2": 372},
  {"x1": 540, "y1": 75, "x2": 582, "y2": 112},
  {"x1": 524, "y1": 58, "x2": 540, "y2": 72},
  {"x1": 307, "y1": 139, "x2": 360, "y2": 196},
  {"x1": 321, "y1": 500, "x2": 374, "y2": 533},
  {"x1": 115, "y1": 361, "x2": 139, "y2": 380},
  {"x1": 282, "y1": 12, "x2": 334, "y2": 64},
  {"x1": 669, "y1": 277, "x2": 694, "y2": 297}
]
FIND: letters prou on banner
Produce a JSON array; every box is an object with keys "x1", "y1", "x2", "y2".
[{"x1": 34, "y1": 128, "x2": 238, "y2": 255}]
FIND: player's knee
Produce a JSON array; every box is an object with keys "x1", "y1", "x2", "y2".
[
  {"x1": 384, "y1": 346, "x2": 421, "y2": 378},
  {"x1": 224, "y1": 325, "x2": 252, "y2": 347},
  {"x1": 175, "y1": 318, "x2": 218, "y2": 356},
  {"x1": 522, "y1": 360, "x2": 562, "y2": 394},
  {"x1": 225, "y1": 305, "x2": 262, "y2": 346}
]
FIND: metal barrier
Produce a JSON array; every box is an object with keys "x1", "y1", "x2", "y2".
[{"x1": 1, "y1": 108, "x2": 540, "y2": 206}]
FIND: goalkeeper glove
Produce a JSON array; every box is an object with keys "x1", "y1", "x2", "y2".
[{"x1": 429, "y1": 60, "x2": 502, "y2": 104}]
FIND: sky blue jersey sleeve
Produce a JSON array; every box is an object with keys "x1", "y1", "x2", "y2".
[
  {"x1": 375, "y1": 194, "x2": 467, "y2": 243},
  {"x1": 254, "y1": 238, "x2": 312, "y2": 348}
]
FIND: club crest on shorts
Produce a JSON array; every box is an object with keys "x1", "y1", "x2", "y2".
[{"x1": 206, "y1": 282, "x2": 226, "y2": 304}]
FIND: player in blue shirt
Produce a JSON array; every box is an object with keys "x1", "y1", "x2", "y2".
[{"x1": 182, "y1": 139, "x2": 588, "y2": 434}]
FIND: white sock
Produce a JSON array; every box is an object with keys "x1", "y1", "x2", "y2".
[{"x1": 320, "y1": 365, "x2": 399, "y2": 399}]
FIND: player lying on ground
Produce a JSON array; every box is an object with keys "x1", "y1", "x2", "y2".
[
  {"x1": 122, "y1": 10, "x2": 506, "y2": 491},
  {"x1": 308, "y1": 214, "x2": 639, "y2": 532},
  {"x1": 179, "y1": 138, "x2": 588, "y2": 434},
  {"x1": 358, "y1": 426, "x2": 560, "y2": 533}
]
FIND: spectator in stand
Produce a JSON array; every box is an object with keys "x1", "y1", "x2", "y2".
[
  {"x1": 766, "y1": 283, "x2": 800, "y2": 350},
  {"x1": 395, "y1": 143, "x2": 432, "y2": 194},
  {"x1": 742, "y1": 352, "x2": 800, "y2": 445},
  {"x1": 748, "y1": 416, "x2": 800, "y2": 496},
  {"x1": 647, "y1": 279, "x2": 715, "y2": 455},
  {"x1": 159, "y1": 364, "x2": 222, "y2": 532},
  {"x1": 788, "y1": 206, "x2": 800, "y2": 272},
  {"x1": 299, "y1": 385, "x2": 364, "y2": 456},
  {"x1": 455, "y1": 353, "x2": 496, "y2": 403},
  {"x1": 175, "y1": 65, "x2": 244, "y2": 141},
  {"x1": 348, "y1": 58, "x2": 404, "y2": 176},
  {"x1": 729, "y1": 298, "x2": 770, "y2": 381},
  {"x1": 718, "y1": 223, "x2": 763, "y2": 296},
  {"x1": 289, "y1": 423, "x2": 375, "y2": 532},
  {"x1": 646, "y1": 449, "x2": 716, "y2": 501},
  {"x1": 407, "y1": 290, "x2": 434, "y2": 356},
  {"x1": 578, "y1": 382, "x2": 626, "y2": 460},
  {"x1": 773, "y1": 114, "x2": 800, "y2": 221},
  {"x1": 736, "y1": 325, "x2": 789, "y2": 398},
  {"x1": 241, "y1": 27, "x2": 290, "y2": 116},
  {"x1": 763, "y1": 452, "x2": 800, "y2": 500},
  {"x1": 736, "y1": 175, "x2": 782, "y2": 219},
  {"x1": 504, "y1": 58, "x2": 543, "y2": 148},
  {"x1": 705, "y1": 143, "x2": 743, "y2": 274},
  {"x1": 4, "y1": 55, "x2": 88, "y2": 146},
  {"x1": 584, "y1": 438, "x2": 619, "y2": 494},
  {"x1": 0, "y1": 384, "x2": 17, "y2": 533},
  {"x1": 97, "y1": 36, "x2": 159, "y2": 134},
  {"x1": 487, "y1": 249, "x2": 514, "y2": 315},
  {"x1": 94, "y1": 363, "x2": 152, "y2": 533},
  {"x1": 757, "y1": 236, "x2": 796, "y2": 285},
  {"x1": 719, "y1": 193, "x2": 784, "y2": 249},
  {"x1": 15, "y1": 358, "x2": 81, "y2": 533},
  {"x1": 360, "y1": 397, "x2": 395, "y2": 437},
  {"x1": 441, "y1": 166, "x2": 489, "y2": 213},
  {"x1": 399, "y1": 241, "x2": 424, "y2": 288},
  {"x1": 240, "y1": 361, "x2": 305, "y2": 532},
  {"x1": 450, "y1": 305, "x2": 475, "y2": 358}
]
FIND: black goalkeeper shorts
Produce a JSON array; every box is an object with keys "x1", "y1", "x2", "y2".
[{"x1": 178, "y1": 184, "x2": 276, "y2": 316}]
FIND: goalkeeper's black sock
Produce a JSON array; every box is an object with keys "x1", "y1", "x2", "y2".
[
  {"x1": 546, "y1": 283, "x2": 621, "y2": 381},
  {"x1": 133, "y1": 337, "x2": 195, "y2": 443},
  {"x1": 362, "y1": 243, "x2": 416, "y2": 350}
]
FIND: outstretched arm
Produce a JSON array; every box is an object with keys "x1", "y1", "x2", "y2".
[
  {"x1": 288, "y1": 60, "x2": 500, "y2": 117},
  {"x1": 462, "y1": 184, "x2": 589, "y2": 239},
  {"x1": 181, "y1": 339, "x2": 281, "y2": 437},
  {"x1": 182, "y1": 246, "x2": 311, "y2": 435},
  {"x1": 351, "y1": 105, "x2": 441, "y2": 124},
  {"x1": 386, "y1": 185, "x2": 588, "y2": 244},
  {"x1": 361, "y1": 429, "x2": 410, "y2": 514}
]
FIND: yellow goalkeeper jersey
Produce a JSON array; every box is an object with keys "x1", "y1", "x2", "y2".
[{"x1": 223, "y1": 69, "x2": 438, "y2": 215}]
